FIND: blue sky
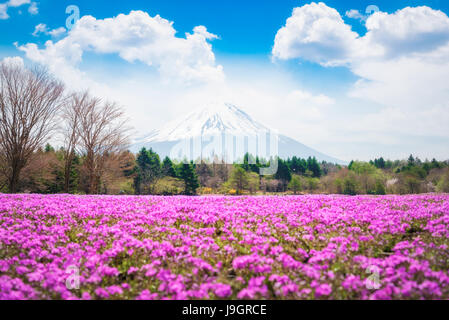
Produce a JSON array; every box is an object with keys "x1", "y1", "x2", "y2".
[
  {"x1": 1, "y1": 0, "x2": 449, "y2": 161},
  {"x1": 2, "y1": 0, "x2": 449, "y2": 53}
]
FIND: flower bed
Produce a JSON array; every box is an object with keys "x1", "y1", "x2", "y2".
[{"x1": 0, "y1": 194, "x2": 448, "y2": 300}]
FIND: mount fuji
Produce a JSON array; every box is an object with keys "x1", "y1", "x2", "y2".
[{"x1": 131, "y1": 102, "x2": 344, "y2": 164}]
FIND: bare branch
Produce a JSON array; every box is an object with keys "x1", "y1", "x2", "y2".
[{"x1": 0, "y1": 62, "x2": 65, "y2": 193}]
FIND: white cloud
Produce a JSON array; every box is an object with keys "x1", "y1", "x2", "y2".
[
  {"x1": 19, "y1": 10, "x2": 224, "y2": 85},
  {"x1": 346, "y1": 9, "x2": 365, "y2": 21},
  {"x1": 0, "y1": 4, "x2": 8, "y2": 19},
  {"x1": 273, "y1": 3, "x2": 449, "y2": 159},
  {"x1": 48, "y1": 27, "x2": 66, "y2": 37},
  {"x1": 272, "y1": 2, "x2": 360, "y2": 66},
  {"x1": 28, "y1": 1, "x2": 37, "y2": 15},
  {"x1": 1, "y1": 56, "x2": 25, "y2": 67},
  {"x1": 364, "y1": 6, "x2": 449, "y2": 58},
  {"x1": 0, "y1": 0, "x2": 36, "y2": 19},
  {"x1": 32, "y1": 23, "x2": 66, "y2": 38},
  {"x1": 273, "y1": 3, "x2": 449, "y2": 64},
  {"x1": 7, "y1": 0, "x2": 30, "y2": 7},
  {"x1": 32, "y1": 23, "x2": 48, "y2": 36}
]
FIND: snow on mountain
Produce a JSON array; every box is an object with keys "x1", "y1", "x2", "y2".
[
  {"x1": 132, "y1": 102, "x2": 345, "y2": 164},
  {"x1": 136, "y1": 102, "x2": 270, "y2": 143}
]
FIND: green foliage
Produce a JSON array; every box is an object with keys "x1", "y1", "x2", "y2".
[
  {"x1": 288, "y1": 175, "x2": 302, "y2": 194},
  {"x1": 7, "y1": 141, "x2": 449, "y2": 196},
  {"x1": 334, "y1": 178, "x2": 344, "y2": 194},
  {"x1": 305, "y1": 177, "x2": 320, "y2": 192},
  {"x1": 349, "y1": 161, "x2": 377, "y2": 175},
  {"x1": 306, "y1": 157, "x2": 322, "y2": 178},
  {"x1": 275, "y1": 158, "x2": 292, "y2": 191},
  {"x1": 374, "y1": 179, "x2": 386, "y2": 195},
  {"x1": 240, "y1": 153, "x2": 261, "y2": 174},
  {"x1": 229, "y1": 166, "x2": 249, "y2": 195},
  {"x1": 44, "y1": 143, "x2": 55, "y2": 153},
  {"x1": 247, "y1": 172, "x2": 260, "y2": 194},
  {"x1": 162, "y1": 157, "x2": 176, "y2": 178},
  {"x1": 133, "y1": 148, "x2": 161, "y2": 194},
  {"x1": 118, "y1": 179, "x2": 135, "y2": 195},
  {"x1": 373, "y1": 157, "x2": 386, "y2": 169},
  {"x1": 437, "y1": 172, "x2": 449, "y2": 193},
  {"x1": 153, "y1": 177, "x2": 184, "y2": 195},
  {"x1": 177, "y1": 162, "x2": 199, "y2": 195},
  {"x1": 343, "y1": 173, "x2": 358, "y2": 195},
  {"x1": 289, "y1": 156, "x2": 307, "y2": 175}
]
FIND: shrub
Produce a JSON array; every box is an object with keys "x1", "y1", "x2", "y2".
[
  {"x1": 153, "y1": 177, "x2": 184, "y2": 195},
  {"x1": 288, "y1": 175, "x2": 302, "y2": 194},
  {"x1": 437, "y1": 172, "x2": 449, "y2": 193}
]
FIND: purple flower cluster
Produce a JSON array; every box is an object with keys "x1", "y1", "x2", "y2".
[{"x1": 0, "y1": 194, "x2": 448, "y2": 300}]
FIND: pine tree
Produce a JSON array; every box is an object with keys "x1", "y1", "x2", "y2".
[
  {"x1": 275, "y1": 158, "x2": 292, "y2": 191},
  {"x1": 307, "y1": 157, "x2": 322, "y2": 178},
  {"x1": 162, "y1": 156, "x2": 176, "y2": 177},
  {"x1": 290, "y1": 156, "x2": 307, "y2": 175},
  {"x1": 133, "y1": 148, "x2": 161, "y2": 194},
  {"x1": 178, "y1": 162, "x2": 199, "y2": 195}
]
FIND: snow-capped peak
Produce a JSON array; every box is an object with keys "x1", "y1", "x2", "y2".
[{"x1": 139, "y1": 102, "x2": 271, "y2": 143}]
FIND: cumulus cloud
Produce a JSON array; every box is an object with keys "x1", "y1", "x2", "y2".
[
  {"x1": 364, "y1": 6, "x2": 449, "y2": 58},
  {"x1": 273, "y1": 3, "x2": 449, "y2": 65},
  {"x1": 273, "y1": 2, "x2": 449, "y2": 155},
  {"x1": 272, "y1": 2, "x2": 360, "y2": 66},
  {"x1": 19, "y1": 11, "x2": 224, "y2": 85}
]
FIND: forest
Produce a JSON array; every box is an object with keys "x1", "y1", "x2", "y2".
[{"x1": 3, "y1": 144, "x2": 448, "y2": 196}]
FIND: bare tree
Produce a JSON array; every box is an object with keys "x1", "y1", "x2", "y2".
[
  {"x1": 61, "y1": 91, "x2": 86, "y2": 193},
  {"x1": 74, "y1": 93, "x2": 130, "y2": 194},
  {"x1": 0, "y1": 62, "x2": 65, "y2": 193}
]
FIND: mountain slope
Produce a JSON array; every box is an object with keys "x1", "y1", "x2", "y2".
[{"x1": 132, "y1": 102, "x2": 345, "y2": 164}]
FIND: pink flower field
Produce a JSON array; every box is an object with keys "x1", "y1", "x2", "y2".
[{"x1": 0, "y1": 194, "x2": 448, "y2": 300}]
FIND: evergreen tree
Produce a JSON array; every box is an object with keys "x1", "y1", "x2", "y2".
[
  {"x1": 307, "y1": 157, "x2": 322, "y2": 178},
  {"x1": 408, "y1": 154, "x2": 415, "y2": 167},
  {"x1": 374, "y1": 157, "x2": 386, "y2": 169},
  {"x1": 290, "y1": 156, "x2": 307, "y2": 175},
  {"x1": 431, "y1": 158, "x2": 441, "y2": 169},
  {"x1": 241, "y1": 153, "x2": 260, "y2": 173},
  {"x1": 44, "y1": 143, "x2": 55, "y2": 153},
  {"x1": 275, "y1": 158, "x2": 292, "y2": 191},
  {"x1": 178, "y1": 162, "x2": 199, "y2": 195},
  {"x1": 133, "y1": 148, "x2": 161, "y2": 194},
  {"x1": 162, "y1": 156, "x2": 176, "y2": 177},
  {"x1": 348, "y1": 160, "x2": 354, "y2": 171}
]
